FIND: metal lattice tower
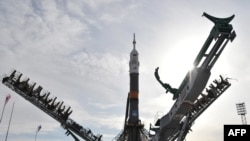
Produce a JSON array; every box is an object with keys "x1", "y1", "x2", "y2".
[
  {"x1": 112, "y1": 124, "x2": 150, "y2": 141},
  {"x1": 2, "y1": 69, "x2": 102, "y2": 141},
  {"x1": 236, "y1": 102, "x2": 247, "y2": 125}
]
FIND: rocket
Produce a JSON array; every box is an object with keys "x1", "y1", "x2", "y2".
[{"x1": 128, "y1": 33, "x2": 140, "y2": 124}]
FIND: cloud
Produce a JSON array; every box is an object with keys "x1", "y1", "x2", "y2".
[{"x1": 0, "y1": 0, "x2": 249, "y2": 141}]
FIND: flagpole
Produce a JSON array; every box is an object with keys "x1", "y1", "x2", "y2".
[
  {"x1": 35, "y1": 125, "x2": 41, "y2": 141},
  {"x1": 35, "y1": 131, "x2": 38, "y2": 141},
  {"x1": 0, "y1": 103, "x2": 6, "y2": 123},
  {"x1": 5, "y1": 102, "x2": 15, "y2": 141},
  {"x1": 0, "y1": 94, "x2": 11, "y2": 123}
]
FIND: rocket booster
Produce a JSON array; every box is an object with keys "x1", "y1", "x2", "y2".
[{"x1": 128, "y1": 33, "x2": 140, "y2": 124}]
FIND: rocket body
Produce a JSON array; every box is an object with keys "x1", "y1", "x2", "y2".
[{"x1": 128, "y1": 34, "x2": 140, "y2": 124}]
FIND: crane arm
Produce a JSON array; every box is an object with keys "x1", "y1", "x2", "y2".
[
  {"x1": 2, "y1": 69, "x2": 102, "y2": 141},
  {"x1": 193, "y1": 12, "x2": 236, "y2": 69}
]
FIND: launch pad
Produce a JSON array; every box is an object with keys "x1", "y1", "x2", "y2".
[{"x1": 1, "y1": 12, "x2": 236, "y2": 141}]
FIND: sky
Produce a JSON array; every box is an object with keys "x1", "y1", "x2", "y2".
[{"x1": 0, "y1": 0, "x2": 250, "y2": 141}]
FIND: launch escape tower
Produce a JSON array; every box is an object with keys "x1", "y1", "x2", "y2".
[{"x1": 113, "y1": 34, "x2": 150, "y2": 141}]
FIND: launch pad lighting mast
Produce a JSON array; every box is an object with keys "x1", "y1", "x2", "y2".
[{"x1": 236, "y1": 102, "x2": 247, "y2": 125}]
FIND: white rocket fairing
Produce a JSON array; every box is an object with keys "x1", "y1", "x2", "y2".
[{"x1": 129, "y1": 34, "x2": 139, "y2": 73}]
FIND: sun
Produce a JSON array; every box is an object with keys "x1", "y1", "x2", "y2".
[{"x1": 157, "y1": 36, "x2": 204, "y2": 87}]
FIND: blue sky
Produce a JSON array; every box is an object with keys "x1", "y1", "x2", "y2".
[{"x1": 0, "y1": 0, "x2": 250, "y2": 141}]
